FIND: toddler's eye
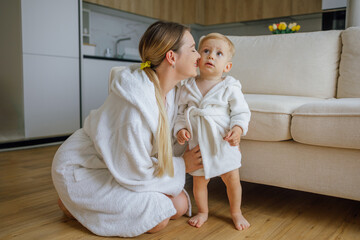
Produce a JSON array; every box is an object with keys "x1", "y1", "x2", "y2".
[
  {"x1": 217, "y1": 52, "x2": 223, "y2": 56},
  {"x1": 203, "y1": 49, "x2": 209, "y2": 54}
]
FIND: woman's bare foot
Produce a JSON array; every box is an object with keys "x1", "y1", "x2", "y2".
[
  {"x1": 58, "y1": 198, "x2": 75, "y2": 219},
  {"x1": 231, "y1": 212, "x2": 250, "y2": 230},
  {"x1": 188, "y1": 212, "x2": 208, "y2": 228}
]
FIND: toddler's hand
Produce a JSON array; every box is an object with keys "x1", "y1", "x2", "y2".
[
  {"x1": 177, "y1": 129, "x2": 191, "y2": 145},
  {"x1": 223, "y1": 126, "x2": 243, "y2": 146}
]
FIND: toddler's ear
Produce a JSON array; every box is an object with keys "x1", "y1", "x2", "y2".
[{"x1": 223, "y1": 62, "x2": 232, "y2": 73}]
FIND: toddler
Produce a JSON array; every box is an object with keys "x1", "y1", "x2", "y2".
[{"x1": 174, "y1": 33, "x2": 251, "y2": 230}]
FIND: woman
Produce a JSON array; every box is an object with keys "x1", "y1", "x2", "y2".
[{"x1": 52, "y1": 21, "x2": 202, "y2": 237}]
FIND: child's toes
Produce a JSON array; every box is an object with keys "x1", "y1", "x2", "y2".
[
  {"x1": 195, "y1": 221, "x2": 204, "y2": 228},
  {"x1": 235, "y1": 223, "x2": 243, "y2": 231},
  {"x1": 188, "y1": 218, "x2": 197, "y2": 227}
]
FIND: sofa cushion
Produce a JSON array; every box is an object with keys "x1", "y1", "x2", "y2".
[
  {"x1": 243, "y1": 94, "x2": 324, "y2": 141},
  {"x1": 228, "y1": 30, "x2": 342, "y2": 98},
  {"x1": 337, "y1": 27, "x2": 360, "y2": 98},
  {"x1": 291, "y1": 98, "x2": 360, "y2": 149}
]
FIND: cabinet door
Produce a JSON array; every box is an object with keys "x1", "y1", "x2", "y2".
[
  {"x1": 23, "y1": 54, "x2": 80, "y2": 138},
  {"x1": 292, "y1": 0, "x2": 322, "y2": 16},
  {"x1": 82, "y1": 58, "x2": 133, "y2": 124},
  {"x1": 21, "y1": 0, "x2": 79, "y2": 57}
]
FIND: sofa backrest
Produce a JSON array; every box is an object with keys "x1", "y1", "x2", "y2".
[
  {"x1": 337, "y1": 27, "x2": 360, "y2": 98},
  {"x1": 227, "y1": 30, "x2": 342, "y2": 98}
]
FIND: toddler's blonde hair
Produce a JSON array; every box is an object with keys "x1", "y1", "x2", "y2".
[{"x1": 198, "y1": 33, "x2": 235, "y2": 59}]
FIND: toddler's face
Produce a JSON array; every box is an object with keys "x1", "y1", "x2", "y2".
[{"x1": 198, "y1": 39, "x2": 232, "y2": 76}]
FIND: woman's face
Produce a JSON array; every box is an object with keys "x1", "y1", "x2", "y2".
[{"x1": 174, "y1": 31, "x2": 200, "y2": 79}]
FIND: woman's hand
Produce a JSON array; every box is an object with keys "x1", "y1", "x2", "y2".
[{"x1": 183, "y1": 145, "x2": 203, "y2": 173}]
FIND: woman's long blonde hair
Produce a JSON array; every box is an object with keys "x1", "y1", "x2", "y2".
[{"x1": 139, "y1": 21, "x2": 189, "y2": 177}]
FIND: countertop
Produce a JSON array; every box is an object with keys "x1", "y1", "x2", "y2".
[{"x1": 83, "y1": 55, "x2": 141, "y2": 63}]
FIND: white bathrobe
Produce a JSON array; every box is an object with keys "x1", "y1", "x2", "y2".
[
  {"x1": 174, "y1": 76, "x2": 251, "y2": 179},
  {"x1": 52, "y1": 64, "x2": 190, "y2": 237}
]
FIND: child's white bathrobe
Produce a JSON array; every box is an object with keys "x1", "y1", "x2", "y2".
[
  {"x1": 52, "y1": 65, "x2": 190, "y2": 237},
  {"x1": 174, "y1": 76, "x2": 251, "y2": 179}
]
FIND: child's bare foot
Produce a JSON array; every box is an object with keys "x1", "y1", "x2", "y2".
[
  {"x1": 58, "y1": 198, "x2": 75, "y2": 219},
  {"x1": 231, "y1": 212, "x2": 250, "y2": 230},
  {"x1": 188, "y1": 212, "x2": 208, "y2": 228}
]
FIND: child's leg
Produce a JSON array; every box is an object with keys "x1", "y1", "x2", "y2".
[
  {"x1": 221, "y1": 169, "x2": 250, "y2": 231},
  {"x1": 188, "y1": 176, "x2": 210, "y2": 228}
]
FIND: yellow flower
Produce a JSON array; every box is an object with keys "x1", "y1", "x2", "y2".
[
  {"x1": 279, "y1": 22, "x2": 287, "y2": 30},
  {"x1": 269, "y1": 25, "x2": 274, "y2": 31},
  {"x1": 289, "y1": 23, "x2": 296, "y2": 29},
  {"x1": 296, "y1": 25, "x2": 301, "y2": 31}
]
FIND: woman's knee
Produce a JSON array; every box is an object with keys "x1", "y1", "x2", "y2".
[
  {"x1": 147, "y1": 218, "x2": 170, "y2": 233},
  {"x1": 170, "y1": 191, "x2": 188, "y2": 219}
]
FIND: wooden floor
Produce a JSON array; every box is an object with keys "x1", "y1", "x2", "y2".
[{"x1": 1, "y1": 145, "x2": 360, "y2": 240}]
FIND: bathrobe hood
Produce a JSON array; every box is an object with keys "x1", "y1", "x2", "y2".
[{"x1": 110, "y1": 64, "x2": 159, "y2": 136}]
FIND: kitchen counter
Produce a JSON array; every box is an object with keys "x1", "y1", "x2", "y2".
[{"x1": 83, "y1": 55, "x2": 141, "y2": 63}]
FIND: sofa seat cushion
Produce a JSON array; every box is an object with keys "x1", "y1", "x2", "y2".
[
  {"x1": 243, "y1": 94, "x2": 324, "y2": 141},
  {"x1": 291, "y1": 98, "x2": 360, "y2": 149}
]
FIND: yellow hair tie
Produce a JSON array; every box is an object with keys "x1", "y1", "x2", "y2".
[{"x1": 140, "y1": 61, "x2": 151, "y2": 70}]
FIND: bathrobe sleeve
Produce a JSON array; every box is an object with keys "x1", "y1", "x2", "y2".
[
  {"x1": 227, "y1": 81, "x2": 251, "y2": 136},
  {"x1": 173, "y1": 85, "x2": 188, "y2": 137}
]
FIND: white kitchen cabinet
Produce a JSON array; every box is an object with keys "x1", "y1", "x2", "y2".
[
  {"x1": 21, "y1": 0, "x2": 80, "y2": 139},
  {"x1": 23, "y1": 54, "x2": 80, "y2": 138},
  {"x1": 21, "y1": 0, "x2": 79, "y2": 57},
  {"x1": 82, "y1": 58, "x2": 133, "y2": 124}
]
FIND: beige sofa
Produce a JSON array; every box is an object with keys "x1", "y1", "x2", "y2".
[{"x1": 228, "y1": 27, "x2": 360, "y2": 201}]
